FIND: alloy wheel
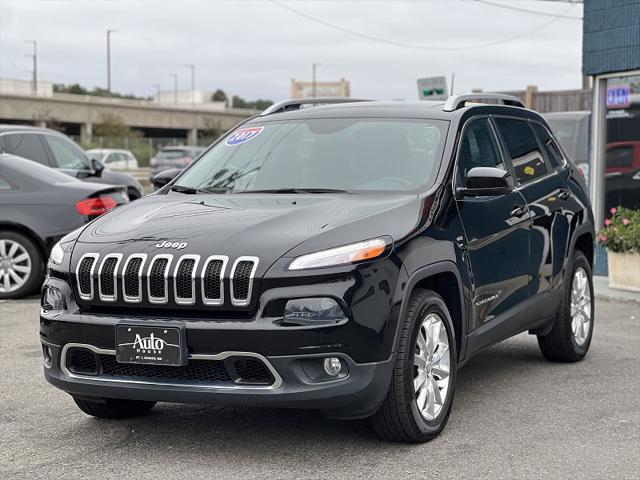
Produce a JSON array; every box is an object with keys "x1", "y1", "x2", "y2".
[
  {"x1": 0, "y1": 239, "x2": 32, "y2": 293},
  {"x1": 414, "y1": 313, "x2": 451, "y2": 421},
  {"x1": 570, "y1": 267, "x2": 591, "y2": 346}
]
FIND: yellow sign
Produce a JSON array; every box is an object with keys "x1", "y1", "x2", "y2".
[{"x1": 524, "y1": 166, "x2": 535, "y2": 176}]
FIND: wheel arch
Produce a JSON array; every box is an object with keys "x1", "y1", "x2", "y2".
[
  {"x1": 0, "y1": 221, "x2": 48, "y2": 260},
  {"x1": 570, "y1": 224, "x2": 595, "y2": 267},
  {"x1": 395, "y1": 261, "x2": 467, "y2": 362}
]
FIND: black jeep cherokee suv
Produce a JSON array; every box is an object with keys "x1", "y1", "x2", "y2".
[{"x1": 41, "y1": 94, "x2": 595, "y2": 443}]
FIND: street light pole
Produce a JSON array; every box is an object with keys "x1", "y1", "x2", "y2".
[
  {"x1": 25, "y1": 40, "x2": 37, "y2": 94},
  {"x1": 169, "y1": 73, "x2": 178, "y2": 105},
  {"x1": 106, "y1": 29, "x2": 118, "y2": 93},
  {"x1": 312, "y1": 63, "x2": 320, "y2": 98},
  {"x1": 185, "y1": 64, "x2": 195, "y2": 105}
]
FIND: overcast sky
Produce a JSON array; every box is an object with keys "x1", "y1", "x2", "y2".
[{"x1": 0, "y1": 0, "x2": 584, "y2": 101}]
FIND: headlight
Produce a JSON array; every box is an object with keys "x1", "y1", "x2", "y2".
[
  {"x1": 48, "y1": 242, "x2": 65, "y2": 266},
  {"x1": 287, "y1": 237, "x2": 389, "y2": 270},
  {"x1": 41, "y1": 285, "x2": 66, "y2": 311}
]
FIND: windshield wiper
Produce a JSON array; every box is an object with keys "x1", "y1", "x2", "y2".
[
  {"x1": 168, "y1": 185, "x2": 199, "y2": 194},
  {"x1": 236, "y1": 188, "x2": 352, "y2": 194},
  {"x1": 168, "y1": 185, "x2": 232, "y2": 194}
]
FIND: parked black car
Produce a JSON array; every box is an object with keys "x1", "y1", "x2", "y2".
[
  {"x1": 0, "y1": 154, "x2": 129, "y2": 299},
  {"x1": 40, "y1": 95, "x2": 595, "y2": 443},
  {"x1": 0, "y1": 126, "x2": 144, "y2": 199}
]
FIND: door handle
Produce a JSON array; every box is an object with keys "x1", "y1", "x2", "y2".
[
  {"x1": 511, "y1": 205, "x2": 527, "y2": 217},
  {"x1": 558, "y1": 189, "x2": 572, "y2": 200}
]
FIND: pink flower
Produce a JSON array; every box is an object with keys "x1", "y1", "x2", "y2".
[
  {"x1": 623, "y1": 218, "x2": 630, "y2": 225},
  {"x1": 610, "y1": 207, "x2": 617, "y2": 215},
  {"x1": 599, "y1": 234, "x2": 607, "y2": 242},
  {"x1": 604, "y1": 219, "x2": 612, "y2": 226}
]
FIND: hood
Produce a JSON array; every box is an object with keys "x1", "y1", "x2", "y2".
[{"x1": 75, "y1": 191, "x2": 422, "y2": 270}]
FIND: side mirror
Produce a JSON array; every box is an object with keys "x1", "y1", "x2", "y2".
[
  {"x1": 91, "y1": 158, "x2": 105, "y2": 177},
  {"x1": 151, "y1": 168, "x2": 182, "y2": 190},
  {"x1": 457, "y1": 167, "x2": 511, "y2": 196}
]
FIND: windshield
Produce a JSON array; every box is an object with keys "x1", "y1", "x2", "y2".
[{"x1": 173, "y1": 118, "x2": 447, "y2": 193}]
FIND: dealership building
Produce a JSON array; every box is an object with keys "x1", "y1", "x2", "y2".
[{"x1": 583, "y1": 0, "x2": 640, "y2": 273}]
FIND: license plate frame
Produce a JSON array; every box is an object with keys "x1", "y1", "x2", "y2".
[{"x1": 115, "y1": 323, "x2": 187, "y2": 366}]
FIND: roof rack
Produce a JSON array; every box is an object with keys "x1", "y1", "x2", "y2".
[
  {"x1": 260, "y1": 98, "x2": 370, "y2": 116},
  {"x1": 443, "y1": 93, "x2": 525, "y2": 112}
]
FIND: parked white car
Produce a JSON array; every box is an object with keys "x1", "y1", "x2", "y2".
[{"x1": 85, "y1": 149, "x2": 139, "y2": 170}]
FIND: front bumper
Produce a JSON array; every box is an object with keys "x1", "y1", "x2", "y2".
[{"x1": 42, "y1": 337, "x2": 394, "y2": 419}]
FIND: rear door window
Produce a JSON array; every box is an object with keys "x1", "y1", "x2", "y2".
[
  {"x1": 2, "y1": 133, "x2": 51, "y2": 166},
  {"x1": 494, "y1": 117, "x2": 549, "y2": 185},
  {"x1": 531, "y1": 123, "x2": 564, "y2": 169}
]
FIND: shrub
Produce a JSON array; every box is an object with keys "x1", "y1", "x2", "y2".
[{"x1": 598, "y1": 207, "x2": 640, "y2": 253}]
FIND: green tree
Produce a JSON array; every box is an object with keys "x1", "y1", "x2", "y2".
[{"x1": 211, "y1": 89, "x2": 227, "y2": 102}]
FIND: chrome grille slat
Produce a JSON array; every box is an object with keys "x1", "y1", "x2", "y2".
[
  {"x1": 147, "y1": 254, "x2": 173, "y2": 304},
  {"x1": 122, "y1": 254, "x2": 147, "y2": 303},
  {"x1": 174, "y1": 255, "x2": 200, "y2": 305},
  {"x1": 201, "y1": 255, "x2": 228, "y2": 306},
  {"x1": 230, "y1": 256, "x2": 259, "y2": 307},
  {"x1": 77, "y1": 253, "x2": 257, "y2": 307},
  {"x1": 98, "y1": 254, "x2": 122, "y2": 302},
  {"x1": 76, "y1": 253, "x2": 99, "y2": 300}
]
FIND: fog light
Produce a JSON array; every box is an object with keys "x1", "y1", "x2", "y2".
[
  {"x1": 42, "y1": 345, "x2": 53, "y2": 368},
  {"x1": 323, "y1": 357, "x2": 342, "y2": 377},
  {"x1": 41, "y1": 285, "x2": 66, "y2": 311}
]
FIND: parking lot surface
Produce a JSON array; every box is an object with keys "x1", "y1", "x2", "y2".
[{"x1": 1, "y1": 298, "x2": 638, "y2": 480}]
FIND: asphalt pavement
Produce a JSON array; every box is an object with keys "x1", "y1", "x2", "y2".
[{"x1": 1, "y1": 298, "x2": 638, "y2": 480}]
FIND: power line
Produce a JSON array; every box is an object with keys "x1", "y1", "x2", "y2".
[
  {"x1": 475, "y1": 0, "x2": 582, "y2": 20},
  {"x1": 269, "y1": 0, "x2": 577, "y2": 52}
]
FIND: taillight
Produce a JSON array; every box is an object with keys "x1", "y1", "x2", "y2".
[
  {"x1": 76, "y1": 196, "x2": 118, "y2": 216},
  {"x1": 178, "y1": 156, "x2": 192, "y2": 166}
]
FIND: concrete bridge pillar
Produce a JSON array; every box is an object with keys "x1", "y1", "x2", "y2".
[
  {"x1": 187, "y1": 128, "x2": 198, "y2": 146},
  {"x1": 80, "y1": 123, "x2": 93, "y2": 144}
]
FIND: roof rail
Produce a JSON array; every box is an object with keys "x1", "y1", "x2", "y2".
[
  {"x1": 260, "y1": 98, "x2": 370, "y2": 116},
  {"x1": 443, "y1": 93, "x2": 525, "y2": 112}
]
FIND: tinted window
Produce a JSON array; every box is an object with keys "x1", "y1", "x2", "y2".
[
  {"x1": 0, "y1": 177, "x2": 13, "y2": 190},
  {"x1": 456, "y1": 118, "x2": 504, "y2": 187},
  {"x1": 43, "y1": 135, "x2": 89, "y2": 170},
  {"x1": 532, "y1": 123, "x2": 563, "y2": 169},
  {"x1": 2, "y1": 133, "x2": 50, "y2": 165},
  {"x1": 175, "y1": 118, "x2": 447, "y2": 193},
  {"x1": 606, "y1": 146, "x2": 634, "y2": 168},
  {"x1": 495, "y1": 118, "x2": 548, "y2": 185}
]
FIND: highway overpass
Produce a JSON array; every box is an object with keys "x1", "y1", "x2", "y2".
[{"x1": 0, "y1": 91, "x2": 257, "y2": 144}]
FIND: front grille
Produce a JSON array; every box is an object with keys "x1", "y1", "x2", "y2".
[
  {"x1": 98, "y1": 354, "x2": 274, "y2": 386},
  {"x1": 149, "y1": 257, "x2": 169, "y2": 300},
  {"x1": 75, "y1": 253, "x2": 256, "y2": 307},
  {"x1": 77, "y1": 255, "x2": 97, "y2": 299}
]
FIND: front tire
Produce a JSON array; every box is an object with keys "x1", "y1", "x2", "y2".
[
  {"x1": 537, "y1": 251, "x2": 594, "y2": 362},
  {"x1": 372, "y1": 289, "x2": 457, "y2": 443},
  {"x1": 73, "y1": 397, "x2": 156, "y2": 419}
]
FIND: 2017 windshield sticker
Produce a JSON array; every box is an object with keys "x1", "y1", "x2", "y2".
[{"x1": 225, "y1": 126, "x2": 264, "y2": 146}]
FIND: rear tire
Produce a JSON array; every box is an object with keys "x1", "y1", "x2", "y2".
[
  {"x1": 372, "y1": 289, "x2": 457, "y2": 443},
  {"x1": 73, "y1": 397, "x2": 156, "y2": 419},
  {"x1": 0, "y1": 230, "x2": 44, "y2": 299},
  {"x1": 537, "y1": 251, "x2": 594, "y2": 362}
]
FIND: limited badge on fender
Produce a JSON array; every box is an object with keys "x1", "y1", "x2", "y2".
[{"x1": 225, "y1": 126, "x2": 264, "y2": 146}]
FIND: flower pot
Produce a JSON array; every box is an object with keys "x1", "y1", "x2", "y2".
[{"x1": 607, "y1": 251, "x2": 640, "y2": 292}]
